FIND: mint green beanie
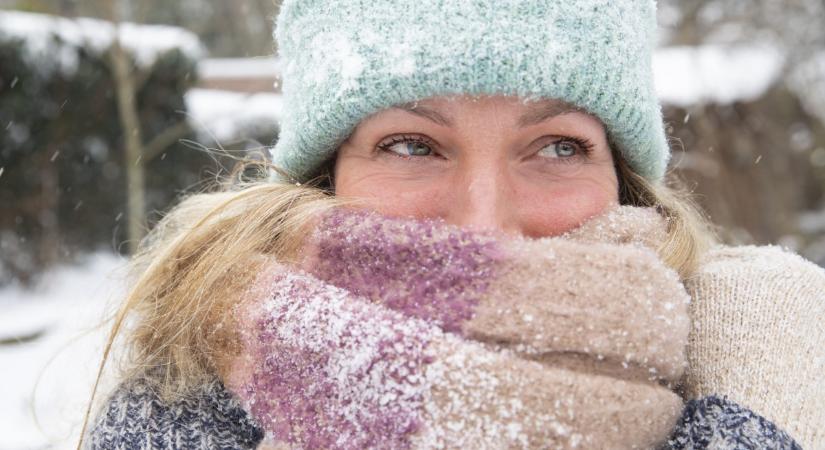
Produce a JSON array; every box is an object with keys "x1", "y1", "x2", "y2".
[{"x1": 271, "y1": 0, "x2": 669, "y2": 182}]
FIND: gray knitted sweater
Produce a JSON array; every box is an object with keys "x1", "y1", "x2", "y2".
[
  {"x1": 87, "y1": 377, "x2": 262, "y2": 449},
  {"x1": 87, "y1": 375, "x2": 801, "y2": 449}
]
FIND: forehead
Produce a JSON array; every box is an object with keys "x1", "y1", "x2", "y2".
[
  {"x1": 400, "y1": 96, "x2": 581, "y2": 114},
  {"x1": 383, "y1": 95, "x2": 597, "y2": 129}
]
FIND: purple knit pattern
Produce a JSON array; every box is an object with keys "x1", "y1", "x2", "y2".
[
  {"x1": 238, "y1": 270, "x2": 434, "y2": 449},
  {"x1": 305, "y1": 209, "x2": 504, "y2": 333}
]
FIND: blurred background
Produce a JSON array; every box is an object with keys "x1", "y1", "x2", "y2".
[{"x1": 0, "y1": 0, "x2": 824, "y2": 449}]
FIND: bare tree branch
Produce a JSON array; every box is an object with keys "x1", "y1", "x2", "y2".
[
  {"x1": 144, "y1": 120, "x2": 192, "y2": 162},
  {"x1": 108, "y1": 0, "x2": 148, "y2": 255}
]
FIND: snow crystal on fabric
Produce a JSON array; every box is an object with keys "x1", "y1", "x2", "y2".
[
  {"x1": 236, "y1": 270, "x2": 434, "y2": 449},
  {"x1": 305, "y1": 209, "x2": 503, "y2": 333}
]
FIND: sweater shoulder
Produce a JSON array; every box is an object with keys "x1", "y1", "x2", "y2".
[{"x1": 85, "y1": 375, "x2": 263, "y2": 450}]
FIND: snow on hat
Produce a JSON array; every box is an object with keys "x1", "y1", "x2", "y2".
[{"x1": 270, "y1": 0, "x2": 669, "y2": 182}]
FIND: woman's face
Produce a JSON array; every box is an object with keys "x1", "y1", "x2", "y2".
[{"x1": 334, "y1": 96, "x2": 619, "y2": 238}]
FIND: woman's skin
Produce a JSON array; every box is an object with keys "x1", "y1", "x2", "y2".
[{"x1": 334, "y1": 95, "x2": 620, "y2": 238}]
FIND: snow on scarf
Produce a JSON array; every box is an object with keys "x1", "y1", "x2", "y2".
[{"x1": 224, "y1": 206, "x2": 691, "y2": 449}]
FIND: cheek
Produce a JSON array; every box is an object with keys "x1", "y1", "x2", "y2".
[
  {"x1": 335, "y1": 163, "x2": 447, "y2": 219},
  {"x1": 352, "y1": 186, "x2": 445, "y2": 218},
  {"x1": 516, "y1": 178, "x2": 619, "y2": 238}
]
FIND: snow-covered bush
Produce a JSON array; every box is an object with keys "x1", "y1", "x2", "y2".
[{"x1": 0, "y1": 11, "x2": 214, "y2": 285}]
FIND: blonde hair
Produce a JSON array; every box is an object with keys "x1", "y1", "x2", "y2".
[
  {"x1": 614, "y1": 152, "x2": 717, "y2": 278},
  {"x1": 77, "y1": 157, "x2": 715, "y2": 446}
]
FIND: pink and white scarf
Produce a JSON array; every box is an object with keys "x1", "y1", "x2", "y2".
[{"x1": 225, "y1": 206, "x2": 690, "y2": 449}]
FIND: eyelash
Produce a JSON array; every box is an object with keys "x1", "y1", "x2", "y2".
[
  {"x1": 546, "y1": 136, "x2": 596, "y2": 162},
  {"x1": 375, "y1": 134, "x2": 596, "y2": 161},
  {"x1": 376, "y1": 134, "x2": 438, "y2": 158}
]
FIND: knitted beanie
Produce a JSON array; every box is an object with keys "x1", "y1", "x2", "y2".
[{"x1": 271, "y1": 0, "x2": 669, "y2": 182}]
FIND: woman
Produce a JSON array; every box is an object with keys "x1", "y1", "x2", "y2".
[{"x1": 83, "y1": 0, "x2": 824, "y2": 449}]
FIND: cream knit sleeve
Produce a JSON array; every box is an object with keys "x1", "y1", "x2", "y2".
[{"x1": 683, "y1": 245, "x2": 825, "y2": 449}]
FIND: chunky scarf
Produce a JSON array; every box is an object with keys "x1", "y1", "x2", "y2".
[{"x1": 224, "y1": 206, "x2": 692, "y2": 449}]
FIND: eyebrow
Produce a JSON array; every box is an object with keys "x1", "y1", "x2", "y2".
[
  {"x1": 395, "y1": 100, "x2": 581, "y2": 128},
  {"x1": 516, "y1": 101, "x2": 581, "y2": 128},
  {"x1": 396, "y1": 103, "x2": 453, "y2": 127}
]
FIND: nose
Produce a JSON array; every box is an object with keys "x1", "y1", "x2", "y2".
[{"x1": 447, "y1": 165, "x2": 521, "y2": 236}]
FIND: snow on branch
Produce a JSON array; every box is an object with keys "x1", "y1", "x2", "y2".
[
  {"x1": 0, "y1": 10, "x2": 205, "y2": 76},
  {"x1": 184, "y1": 88, "x2": 283, "y2": 143},
  {"x1": 654, "y1": 45, "x2": 785, "y2": 106},
  {"x1": 199, "y1": 57, "x2": 282, "y2": 80}
]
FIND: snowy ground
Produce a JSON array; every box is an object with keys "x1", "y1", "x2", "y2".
[{"x1": 0, "y1": 253, "x2": 128, "y2": 450}]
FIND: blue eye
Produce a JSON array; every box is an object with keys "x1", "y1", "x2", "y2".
[
  {"x1": 378, "y1": 136, "x2": 435, "y2": 157},
  {"x1": 538, "y1": 141, "x2": 579, "y2": 158},
  {"x1": 394, "y1": 142, "x2": 432, "y2": 156}
]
